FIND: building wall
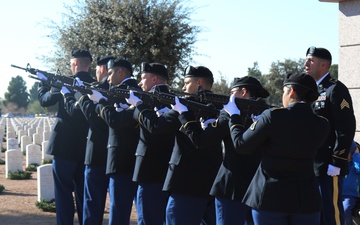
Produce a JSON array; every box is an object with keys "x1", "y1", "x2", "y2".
[{"x1": 338, "y1": 0, "x2": 360, "y2": 141}]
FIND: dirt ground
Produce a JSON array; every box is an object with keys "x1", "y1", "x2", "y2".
[{"x1": 0, "y1": 151, "x2": 138, "y2": 225}]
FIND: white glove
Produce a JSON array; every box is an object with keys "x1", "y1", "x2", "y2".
[
  {"x1": 36, "y1": 72, "x2": 48, "y2": 81},
  {"x1": 154, "y1": 106, "x2": 171, "y2": 117},
  {"x1": 200, "y1": 117, "x2": 216, "y2": 130},
  {"x1": 171, "y1": 96, "x2": 188, "y2": 114},
  {"x1": 60, "y1": 86, "x2": 70, "y2": 96},
  {"x1": 251, "y1": 114, "x2": 262, "y2": 122},
  {"x1": 114, "y1": 103, "x2": 130, "y2": 112},
  {"x1": 327, "y1": 164, "x2": 341, "y2": 176},
  {"x1": 126, "y1": 90, "x2": 142, "y2": 106},
  {"x1": 74, "y1": 77, "x2": 84, "y2": 87},
  {"x1": 87, "y1": 90, "x2": 107, "y2": 104},
  {"x1": 223, "y1": 94, "x2": 240, "y2": 116}
]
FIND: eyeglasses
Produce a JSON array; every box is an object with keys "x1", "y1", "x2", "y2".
[{"x1": 184, "y1": 65, "x2": 196, "y2": 76}]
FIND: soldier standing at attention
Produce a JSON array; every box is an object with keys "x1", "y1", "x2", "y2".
[
  {"x1": 224, "y1": 73, "x2": 330, "y2": 225},
  {"x1": 305, "y1": 46, "x2": 356, "y2": 225}
]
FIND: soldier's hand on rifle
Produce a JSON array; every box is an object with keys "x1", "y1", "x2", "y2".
[
  {"x1": 126, "y1": 90, "x2": 142, "y2": 106},
  {"x1": 74, "y1": 77, "x2": 84, "y2": 87},
  {"x1": 114, "y1": 103, "x2": 130, "y2": 112},
  {"x1": 60, "y1": 86, "x2": 70, "y2": 96},
  {"x1": 36, "y1": 72, "x2": 48, "y2": 81},
  {"x1": 223, "y1": 94, "x2": 240, "y2": 116},
  {"x1": 154, "y1": 106, "x2": 170, "y2": 117},
  {"x1": 251, "y1": 114, "x2": 262, "y2": 122},
  {"x1": 88, "y1": 90, "x2": 108, "y2": 104},
  {"x1": 200, "y1": 117, "x2": 216, "y2": 130},
  {"x1": 171, "y1": 96, "x2": 188, "y2": 114}
]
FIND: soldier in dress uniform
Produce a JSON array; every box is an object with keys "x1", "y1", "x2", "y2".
[
  {"x1": 74, "y1": 55, "x2": 114, "y2": 225},
  {"x1": 224, "y1": 73, "x2": 330, "y2": 225},
  {"x1": 125, "y1": 62, "x2": 176, "y2": 225},
  {"x1": 163, "y1": 66, "x2": 227, "y2": 225},
  {"x1": 87, "y1": 58, "x2": 140, "y2": 225},
  {"x1": 210, "y1": 76, "x2": 270, "y2": 225},
  {"x1": 37, "y1": 49, "x2": 95, "y2": 225},
  {"x1": 305, "y1": 46, "x2": 356, "y2": 225}
]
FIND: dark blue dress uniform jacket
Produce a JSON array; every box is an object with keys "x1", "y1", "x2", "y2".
[
  {"x1": 75, "y1": 78, "x2": 110, "y2": 167},
  {"x1": 161, "y1": 109, "x2": 227, "y2": 198},
  {"x1": 312, "y1": 74, "x2": 356, "y2": 176},
  {"x1": 230, "y1": 103, "x2": 330, "y2": 213},
  {"x1": 95, "y1": 78, "x2": 140, "y2": 175},
  {"x1": 210, "y1": 109, "x2": 262, "y2": 201},
  {"x1": 132, "y1": 85, "x2": 176, "y2": 183},
  {"x1": 38, "y1": 71, "x2": 95, "y2": 162}
]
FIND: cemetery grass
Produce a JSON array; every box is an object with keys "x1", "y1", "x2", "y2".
[{"x1": 0, "y1": 152, "x2": 138, "y2": 225}]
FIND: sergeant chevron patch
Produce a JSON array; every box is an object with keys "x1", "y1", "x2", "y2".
[{"x1": 340, "y1": 99, "x2": 350, "y2": 110}]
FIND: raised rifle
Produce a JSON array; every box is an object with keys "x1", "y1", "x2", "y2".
[
  {"x1": 10, "y1": 63, "x2": 92, "y2": 86},
  {"x1": 127, "y1": 86, "x2": 220, "y2": 118},
  {"x1": 170, "y1": 89, "x2": 272, "y2": 117}
]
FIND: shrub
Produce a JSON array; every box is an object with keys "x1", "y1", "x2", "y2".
[
  {"x1": 0, "y1": 184, "x2": 5, "y2": 193},
  {"x1": 35, "y1": 198, "x2": 56, "y2": 212},
  {"x1": 42, "y1": 159, "x2": 53, "y2": 164},
  {"x1": 0, "y1": 159, "x2": 5, "y2": 164},
  {"x1": 7, "y1": 170, "x2": 32, "y2": 180},
  {"x1": 26, "y1": 163, "x2": 39, "y2": 171}
]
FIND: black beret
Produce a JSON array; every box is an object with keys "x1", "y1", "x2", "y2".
[
  {"x1": 283, "y1": 73, "x2": 319, "y2": 102},
  {"x1": 184, "y1": 66, "x2": 213, "y2": 82},
  {"x1": 306, "y1": 46, "x2": 332, "y2": 63},
  {"x1": 107, "y1": 58, "x2": 133, "y2": 74},
  {"x1": 230, "y1": 76, "x2": 270, "y2": 98},
  {"x1": 96, "y1": 55, "x2": 115, "y2": 66},
  {"x1": 141, "y1": 62, "x2": 168, "y2": 79},
  {"x1": 71, "y1": 49, "x2": 92, "y2": 62}
]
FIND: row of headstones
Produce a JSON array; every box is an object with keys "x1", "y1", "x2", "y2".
[{"x1": 2, "y1": 116, "x2": 56, "y2": 201}]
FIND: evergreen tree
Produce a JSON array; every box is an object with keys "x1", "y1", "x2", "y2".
[
  {"x1": 44, "y1": 0, "x2": 200, "y2": 88},
  {"x1": 3, "y1": 76, "x2": 29, "y2": 113}
]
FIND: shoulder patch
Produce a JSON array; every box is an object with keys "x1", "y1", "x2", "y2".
[{"x1": 340, "y1": 99, "x2": 350, "y2": 110}]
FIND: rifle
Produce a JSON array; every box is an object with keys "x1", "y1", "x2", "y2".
[
  {"x1": 127, "y1": 86, "x2": 220, "y2": 118},
  {"x1": 10, "y1": 63, "x2": 91, "y2": 86},
  {"x1": 170, "y1": 89, "x2": 272, "y2": 117}
]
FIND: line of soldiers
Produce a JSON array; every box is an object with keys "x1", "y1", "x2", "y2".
[{"x1": 36, "y1": 46, "x2": 355, "y2": 225}]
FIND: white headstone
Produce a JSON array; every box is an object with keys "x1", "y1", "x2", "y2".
[
  {"x1": 27, "y1": 128, "x2": 35, "y2": 139},
  {"x1": 36, "y1": 126, "x2": 43, "y2": 134},
  {"x1": 21, "y1": 135, "x2": 32, "y2": 153},
  {"x1": 17, "y1": 129, "x2": 26, "y2": 144},
  {"x1": 43, "y1": 131, "x2": 51, "y2": 142},
  {"x1": 43, "y1": 125, "x2": 50, "y2": 132},
  {"x1": 41, "y1": 141, "x2": 53, "y2": 162},
  {"x1": 7, "y1": 138, "x2": 18, "y2": 151},
  {"x1": 6, "y1": 131, "x2": 16, "y2": 140},
  {"x1": 5, "y1": 149, "x2": 22, "y2": 178},
  {"x1": 26, "y1": 144, "x2": 41, "y2": 167},
  {"x1": 37, "y1": 164, "x2": 54, "y2": 202},
  {"x1": 33, "y1": 133, "x2": 43, "y2": 146}
]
